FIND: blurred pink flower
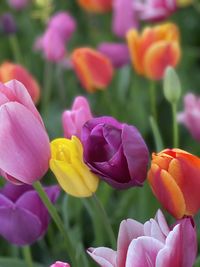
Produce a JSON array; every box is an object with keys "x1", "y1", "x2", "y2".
[
  {"x1": 7, "y1": 0, "x2": 30, "y2": 10},
  {"x1": 88, "y1": 210, "x2": 197, "y2": 267},
  {"x1": 35, "y1": 12, "x2": 76, "y2": 63},
  {"x1": 48, "y1": 12, "x2": 76, "y2": 42},
  {"x1": 0, "y1": 80, "x2": 50, "y2": 185},
  {"x1": 112, "y1": 0, "x2": 138, "y2": 38},
  {"x1": 50, "y1": 261, "x2": 70, "y2": 267},
  {"x1": 98, "y1": 42, "x2": 130, "y2": 68},
  {"x1": 62, "y1": 96, "x2": 92, "y2": 139},
  {"x1": 178, "y1": 93, "x2": 200, "y2": 141},
  {"x1": 134, "y1": 0, "x2": 176, "y2": 21}
]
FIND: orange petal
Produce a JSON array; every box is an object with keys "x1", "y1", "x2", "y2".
[
  {"x1": 78, "y1": 0, "x2": 112, "y2": 13},
  {"x1": 0, "y1": 62, "x2": 40, "y2": 104},
  {"x1": 71, "y1": 48, "x2": 113, "y2": 93},
  {"x1": 154, "y1": 23, "x2": 180, "y2": 42},
  {"x1": 148, "y1": 164, "x2": 186, "y2": 219},
  {"x1": 144, "y1": 41, "x2": 181, "y2": 80}
]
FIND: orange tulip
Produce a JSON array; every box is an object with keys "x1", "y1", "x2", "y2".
[
  {"x1": 77, "y1": 0, "x2": 112, "y2": 13},
  {"x1": 148, "y1": 148, "x2": 200, "y2": 219},
  {"x1": 127, "y1": 23, "x2": 181, "y2": 80},
  {"x1": 71, "y1": 47, "x2": 113, "y2": 93},
  {"x1": 0, "y1": 62, "x2": 40, "y2": 104}
]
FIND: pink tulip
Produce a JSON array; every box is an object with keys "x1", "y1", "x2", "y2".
[
  {"x1": 50, "y1": 261, "x2": 70, "y2": 267},
  {"x1": 178, "y1": 93, "x2": 200, "y2": 142},
  {"x1": 112, "y1": 0, "x2": 139, "y2": 38},
  {"x1": 98, "y1": 43, "x2": 130, "y2": 68},
  {"x1": 88, "y1": 210, "x2": 197, "y2": 267},
  {"x1": 62, "y1": 96, "x2": 92, "y2": 139},
  {"x1": 0, "y1": 80, "x2": 50, "y2": 185},
  {"x1": 134, "y1": 0, "x2": 176, "y2": 21},
  {"x1": 48, "y1": 12, "x2": 76, "y2": 42},
  {"x1": 7, "y1": 0, "x2": 30, "y2": 10}
]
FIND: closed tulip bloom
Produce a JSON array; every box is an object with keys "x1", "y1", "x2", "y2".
[
  {"x1": 77, "y1": 0, "x2": 112, "y2": 13},
  {"x1": 50, "y1": 136, "x2": 99, "y2": 197},
  {"x1": 71, "y1": 48, "x2": 113, "y2": 93},
  {"x1": 0, "y1": 182, "x2": 60, "y2": 246},
  {"x1": 0, "y1": 80, "x2": 50, "y2": 185},
  {"x1": 88, "y1": 209, "x2": 197, "y2": 267},
  {"x1": 148, "y1": 148, "x2": 200, "y2": 218},
  {"x1": 0, "y1": 13, "x2": 17, "y2": 35},
  {"x1": 112, "y1": 0, "x2": 138, "y2": 38},
  {"x1": 48, "y1": 12, "x2": 76, "y2": 42},
  {"x1": 178, "y1": 93, "x2": 200, "y2": 142},
  {"x1": 98, "y1": 42, "x2": 130, "y2": 68},
  {"x1": 50, "y1": 262, "x2": 70, "y2": 267},
  {"x1": 62, "y1": 96, "x2": 92, "y2": 139},
  {"x1": 127, "y1": 23, "x2": 181, "y2": 80},
  {"x1": 81, "y1": 116, "x2": 149, "y2": 189},
  {"x1": 0, "y1": 62, "x2": 40, "y2": 104}
]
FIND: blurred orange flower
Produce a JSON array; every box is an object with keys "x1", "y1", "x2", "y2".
[
  {"x1": 127, "y1": 23, "x2": 181, "y2": 80},
  {"x1": 148, "y1": 148, "x2": 200, "y2": 219},
  {"x1": 71, "y1": 47, "x2": 113, "y2": 93},
  {"x1": 0, "y1": 62, "x2": 40, "y2": 104},
  {"x1": 77, "y1": 0, "x2": 112, "y2": 13}
]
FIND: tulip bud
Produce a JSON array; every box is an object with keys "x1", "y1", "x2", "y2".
[
  {"x1": 50, "y1": 137, "x2": 99, "y2": 197},
  {"x1": 0, "y1": 13, "x2": 17, "y2": 35},
  {"x1": 163, "y1": 66, "x2": 181, "y2": 104},
  {"x1": 50, "y1": 261, "x2": 70, "y2": 267}
]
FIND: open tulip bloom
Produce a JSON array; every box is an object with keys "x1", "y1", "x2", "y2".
[{"x1": 88, "y1": 209, "x2": 197, "y2": 267}]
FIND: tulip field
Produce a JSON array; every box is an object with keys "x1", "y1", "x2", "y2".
[{"x1": 1, "y1": 1, "x2": 200, "y2": 267}]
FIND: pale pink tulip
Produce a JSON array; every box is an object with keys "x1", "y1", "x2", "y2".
[
  {"x1": 50, "y1": 261, "x2": 70, "y2": 267},
  {"x1": 62, "y1": 96, "x2": 92, "y2": 139},
  {"x1": 88, "y1": 210, "x2": 197, "y2": 267},
  {"x1": 7, "y1": 0, "x2": 30, "y2": 10},
  {"x1": 0, "y1": 80, "x2": 50, "y2": 185},
  {"x1": 178, "y1": 93, "x2": 200, "y2": 141}
]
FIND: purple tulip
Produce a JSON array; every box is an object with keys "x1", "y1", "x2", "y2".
[
  {"x1": 0, "y1": 182, "x2": 60, "y2": 246},
  {"x1": 0, "y1": 80, "x2": 50, "y2": 185},
  {"x1": 62, "y1": 96, "x2": 92, "y2": 139},
  {"x1": 178, "y1": 93, "x2": 200, "y2": 142},
  {"x1": 81, "y1": 116, "x2": 149, "y2": 189},
  {"x1": 98, "y1": 43, "x2": 130, "y2": 68},
  {"x1": 88, "y1": 209, "x2": 197, "y2": 267},
  {"x1": 0, "y1": 13, "x2": 17, "y2": 35},
  {"x1": 112, "y1": 0, "x2": 139, "y2": 38}
]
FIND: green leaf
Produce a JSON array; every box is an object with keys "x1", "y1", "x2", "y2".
[{"x1": 0, "y1": 257, "x2": 44, "y2": 267}]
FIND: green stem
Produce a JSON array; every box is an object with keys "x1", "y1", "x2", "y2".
[
  {"x1": 92, "y1": 194, "x2": 116, "y2": 248},
  {"x1": 56, "y1": 65, "x2": 67, "y2": 108},
  {"x1": 8, "y1": 35, "x2": 23, "y2": 64},
  {"x1": 149, "y1": 116, "x2": 164, "y2": 152},
  {"x1": 149, "y1": 81, "x2": 157, "y2": 122},
  {"x1": 172, "y1": 103, "x2": 179, "y2": 147},
  {"x1": 22, "y1": 246, "x2": 33, "y2": 267},
  {"x1": 33, "y1": 181, "x2": 77, "y2": 266},
  {"x1": 41, "y1": 62, "x2": 53, "y2": 115}
]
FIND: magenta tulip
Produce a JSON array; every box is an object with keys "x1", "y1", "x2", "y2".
[
  {"x1": 178, "y1": 93, "x2": 200, "y2": 142},
  {"x1": 98, "y1": 43, "x2": 130, "y2": 68},
  {"x1": 7, "y1": 0, "x2": 30, "y2": 10},
  {"x1": 0, "y1": 80, "x2": 50, "y2": 184},
  {"x1": 88, "y1": 210, "x2": 197, "y2": 267},
  {"x1": 62, "y1": 96, "x2": 92, "y2": 139}
]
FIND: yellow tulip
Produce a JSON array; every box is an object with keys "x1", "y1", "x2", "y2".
[{"x1": 50, "y1": 136, "x2": 99, "y2": 197}]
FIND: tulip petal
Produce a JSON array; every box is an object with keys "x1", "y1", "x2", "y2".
[
  {"x1": 0, "y1": 102, "x2": 50, "y2": 184},
  {"x1": 126, "y1": 236, "x2": 164, "y2": 267},
  {"x1": 117, "y1": 219, "x2": 144, "y2": 267},
  {"x1": 87, "y1": 247, "x2": 116, "y2": 267},
  {"x1": 148, "y1": 166, "x2": 186, "y2": 218},
  {"x1": 0, "y1": 183, "x2": 32, "y2": 202},
  {"x1": 0, "y1": 207, "x2": 42, "y2": 245},
  {"x1": 122, "y1": 124, "x2": 149, "y2": 185},
  {"x1": 144, "y1": 41, "x2": 181, "y2": 80}
]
